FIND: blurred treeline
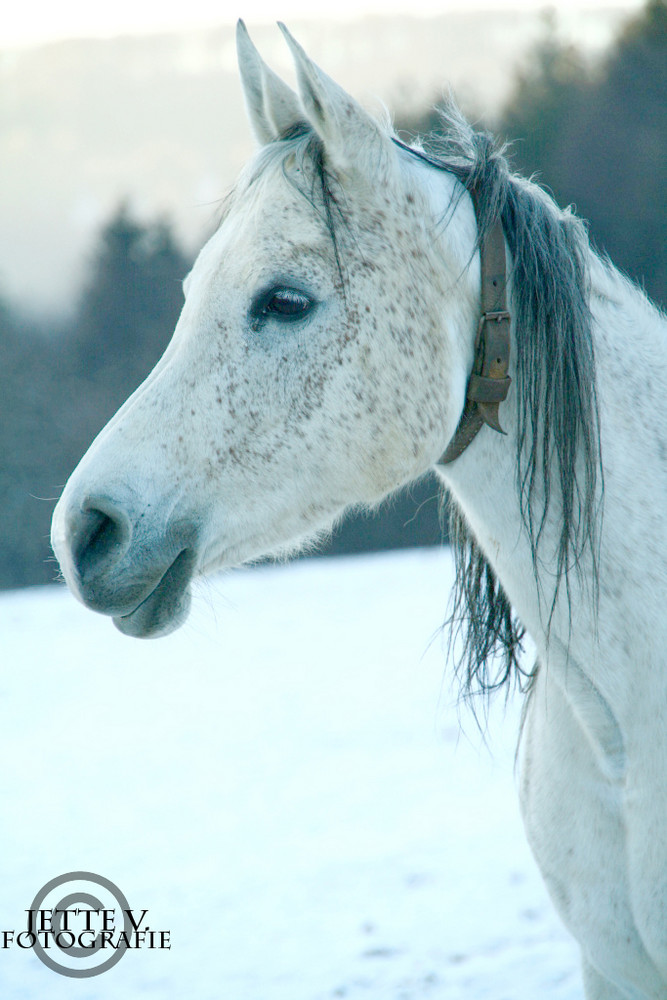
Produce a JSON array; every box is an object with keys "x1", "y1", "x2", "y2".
[
  {"x1": 1, "y1": 0, "x2": 665, "y2": 590},
  {"x1": 404, "y1": 0, "x2": 666, "y2": 306},
  {"x1": 0, "y1": 208, "x2": 191, "y2": 588}
]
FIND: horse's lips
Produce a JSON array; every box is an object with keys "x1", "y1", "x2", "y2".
[{"x1": 112, "y1": 548, "x2": 195, "y2": 639}]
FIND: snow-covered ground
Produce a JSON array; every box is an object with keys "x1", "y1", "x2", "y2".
[{"x1": 0, "y1": 548, "x2": 582, "y2": 999}]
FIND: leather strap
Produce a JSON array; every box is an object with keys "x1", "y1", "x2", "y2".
[{"x1": 438, "y1": 187, "x2": 511, "y2": 464}]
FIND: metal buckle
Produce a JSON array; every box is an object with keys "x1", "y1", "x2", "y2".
[{"x1": 477, "y1": 309, "x2": 511, "y2": 338}]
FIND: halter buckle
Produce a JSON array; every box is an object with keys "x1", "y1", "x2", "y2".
[
  {"x1": 477, "y1": 310, "x2": 511, "y2": 340},
  {"x1": 438, "y1": 209, "x2": 511, "y2": 465}
]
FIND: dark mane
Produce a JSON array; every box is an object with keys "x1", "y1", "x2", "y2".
[
  {"x1": 258, "y1": 107, "x2": 603, "y2": 705},
  {"x1": 410, "y1": 105, "x2": 603, "y2": 704}
]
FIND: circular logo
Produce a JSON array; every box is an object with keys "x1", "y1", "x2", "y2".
[{"x1": 28, "y1": 872, "x2": 132, "y2": 978}]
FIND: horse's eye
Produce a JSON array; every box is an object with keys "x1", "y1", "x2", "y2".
[
  {"x1": 249, "y1": 285, "x2": 317, "y2": 331},
  {"x1": 261, "y1": 288, "x2": 315, "y2": 320}
]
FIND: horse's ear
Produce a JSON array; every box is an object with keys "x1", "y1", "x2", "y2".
[
  {"x1": 237, "y1": 20, "x2": 304, "y2": 145},
  {"x1": 278, "y1": 23, "x2": 392, "y2": 179}
]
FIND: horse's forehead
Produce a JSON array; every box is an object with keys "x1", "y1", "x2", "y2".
[
  {"x1": 213, "y1": 172, "x2": 333, "y2": 269},
  {"x1": 237, "y1": 158, "x2": 324, "y2": 230}
]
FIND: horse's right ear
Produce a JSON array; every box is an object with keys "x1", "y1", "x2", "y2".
[
  {"x1": 237, "y1": 20, "x2": 304, "y2": 145},
  {"x1": 278, "y1": 23, "x2": 393, "y2": 183}
]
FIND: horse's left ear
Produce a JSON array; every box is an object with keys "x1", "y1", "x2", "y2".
[{"x1": 278, "y1": 23, "x2": 393, "y2": 181}]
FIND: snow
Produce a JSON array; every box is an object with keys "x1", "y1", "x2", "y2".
[{"x1": 0, "y1": 548, "x2": 582, "y2": 998}]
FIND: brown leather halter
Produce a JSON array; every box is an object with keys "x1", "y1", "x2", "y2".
[
  {"x1": 390, "y1": 139, "x2": 512, "y2": 464},
  {"x1": 438, "y1": 187, "x2": 511, "y2": 464}
]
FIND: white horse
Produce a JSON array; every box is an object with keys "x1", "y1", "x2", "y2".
[{"x1": 51, "y1": 22, "x2": 667, "y2": 999}]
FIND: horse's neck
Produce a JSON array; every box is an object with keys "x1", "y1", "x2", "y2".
[
  {"x1": 437, "y1": 388, "x2": 551, "y2": 654},
  {"x1": 412, "y1": 155, "x2": 667, "y2": 719},
  {"x1": 404, "y1": 156, "x2": 564, "y2": 651}
]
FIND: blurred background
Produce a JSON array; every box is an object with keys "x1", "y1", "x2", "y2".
[{"x1": 1, "y1": 0, "x2": 664, "y2": 590}]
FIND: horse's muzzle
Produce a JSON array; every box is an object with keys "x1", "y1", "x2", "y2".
[{"x1": 51, "y1": 491, "x2": 198, "y2": 638}]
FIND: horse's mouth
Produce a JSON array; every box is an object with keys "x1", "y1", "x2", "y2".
[{"x1": 113, "y1": 549, "x2": 196, "y2": 639}]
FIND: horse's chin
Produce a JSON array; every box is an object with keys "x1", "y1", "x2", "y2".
[
  {"x1": 112, "y1": 550, "x2": 194, "y2": 639},
  {"x1": 113, "y1": 588, "x2": 191, "y2": 639}
]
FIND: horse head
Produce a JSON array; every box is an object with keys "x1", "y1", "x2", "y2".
[{"x1": 51, "y1": 22, "x2": 481, "y2": 638}]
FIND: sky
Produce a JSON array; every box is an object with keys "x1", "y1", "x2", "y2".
[{"x1": 3, "y1": 0, "x2": 644, "y2": 49}]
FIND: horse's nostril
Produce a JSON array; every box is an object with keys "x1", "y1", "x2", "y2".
[
  {"x1": 83, "y1": 509, "x2": 119, "y2": 558},
  {"x1": 72, "y1": 498, "x2": 132, "y2": 583}
]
